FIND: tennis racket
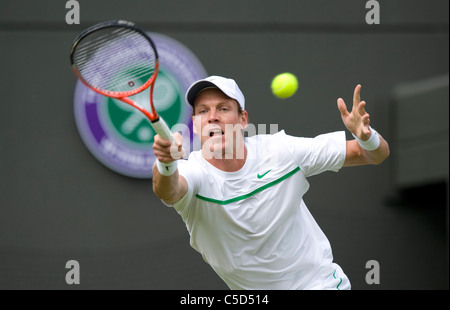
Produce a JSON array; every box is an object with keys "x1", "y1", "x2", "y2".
[{"x1": 70, "y1": 20, "x2": 173, "y2": 142}]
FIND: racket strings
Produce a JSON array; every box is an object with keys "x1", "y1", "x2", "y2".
[
  {"x1": 73, "y1": 27, "x2": 156, "y2": 93},
  {"x1": 75, "y1": 29, "x2": 155, "y2": 80},
  {"x1": 75, "y1": 30, "x2": 155, "y2": 91}
]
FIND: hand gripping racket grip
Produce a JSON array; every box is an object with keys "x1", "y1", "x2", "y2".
[{"x1": 151, "y1": 117, "x2": 174, "y2": 142}]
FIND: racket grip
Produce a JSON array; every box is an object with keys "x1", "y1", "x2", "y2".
[{"x1": 151, "y1": 117, "x2": 174, "y2": 141}]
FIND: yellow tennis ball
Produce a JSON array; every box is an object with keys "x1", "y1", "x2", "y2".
[{"x1": 271, "y1": 73, "x2": 298, "y2": 99}]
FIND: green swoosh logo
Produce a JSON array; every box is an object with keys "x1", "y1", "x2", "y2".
[{"x1": 257, "y1": 169, "x2": 271, "y2": 179}]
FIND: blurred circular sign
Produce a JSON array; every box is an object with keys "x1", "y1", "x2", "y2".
[{"x1": 73, "y1": 32, "x2": 207, "y2": 178}]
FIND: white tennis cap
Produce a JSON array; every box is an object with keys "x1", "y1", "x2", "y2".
[{"x1": 185, "y1": 76, "x2": 245, "y2": 110}]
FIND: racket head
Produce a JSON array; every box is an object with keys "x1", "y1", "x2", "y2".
[{"x1": 70, "y1": 20, "x2": 159, "y2": 99}]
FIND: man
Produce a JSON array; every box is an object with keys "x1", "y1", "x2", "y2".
[{"x1": 152, "y1": 76, "x2": 389, "y2": 290}]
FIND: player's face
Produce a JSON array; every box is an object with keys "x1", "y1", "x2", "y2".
[{"x1": 192, "y1": 88, "x2": 248, "y2": 158}]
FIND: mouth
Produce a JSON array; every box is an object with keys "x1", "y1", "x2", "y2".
[{"x1": 208, "y1": 128, "x2": 224, "y2": 137}]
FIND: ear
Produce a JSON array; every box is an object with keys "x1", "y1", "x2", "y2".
[{"x1": 240, "y1": 110, "x2": 248, "y2": 129}]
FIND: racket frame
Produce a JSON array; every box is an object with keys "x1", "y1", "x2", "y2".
[{"x1": 69, "y1": 20, "x2": 164, "y2": 125}]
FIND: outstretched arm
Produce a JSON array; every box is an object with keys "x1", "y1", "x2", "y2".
[
  {"x1": 152, "y1": 132, "x2": 188, "y2": 204},
  {"x1": 337, "y1": 84, "x2": 390, "y2": 167}
]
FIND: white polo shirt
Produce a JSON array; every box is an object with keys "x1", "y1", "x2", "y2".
[{"x1": 165, "y1": 130, "x2": 350, "y2": 290}]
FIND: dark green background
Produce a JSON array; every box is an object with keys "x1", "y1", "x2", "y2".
[{"x1": 0, "y1": 0, "x2": 448, "y2": 289}]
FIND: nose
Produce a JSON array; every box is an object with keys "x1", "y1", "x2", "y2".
[{"x1": 208, "y1": 108, "x2": 219, "y2": 123}]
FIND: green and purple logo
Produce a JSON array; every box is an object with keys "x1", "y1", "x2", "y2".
[{"x1": 73, "y1": 33, "x2": 207, "y2": 178}]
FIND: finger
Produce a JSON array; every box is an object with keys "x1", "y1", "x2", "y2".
[
  {"x1": 173, "y1": 131, "x2": 184, "y2": 147},
  {"x1": 170, "y1": 136, "x2": 185, "y2": 160},
  {"x1": 361, "y1": 113, "x2": 370, "y2": 125},
  {"x1": 363, "y1": 124, "x2": 372, "y2": 136},
  {"x1": 153, "y1": 138, "x2": 171, "y2": 151},
  {"x1": 353, "y1": 84, "x2": 361, "y2": 109},
  {"x1": 357, "y1": 101, "x2": 367, "y2": 116},
  {"x1": 157, "y1": 157, "x2": 175, "y2": 164},
  {"x1": 180, "y1": 148, "x2": 186, "y2": 159},
  {"x1": 153, "y1": 150, "x2": 175, "y2": 163},
  {"x1": 154, "y1": 134, "x2": 172, "y2": 147},
  {"x1": 153, "y1": 139, "x2": 174, "y2": 160},
  {"x1": 337, "y1": 98, "x2": 349, "y2": 117}
]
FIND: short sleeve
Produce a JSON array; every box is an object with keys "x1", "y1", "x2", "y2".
[{"x1": 281, "y1": 131, "x2": 346, "y2": 177}]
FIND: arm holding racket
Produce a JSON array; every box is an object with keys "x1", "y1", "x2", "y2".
[
  {"x1": 338, "y1": 84, "x2": 390, "y2": 167},
  {"x1": 70, "y1": 20, "x2": 188, "y2": 202},
  {"x1": 152, "y1": 132, "x2": 188, "y2": 204}
]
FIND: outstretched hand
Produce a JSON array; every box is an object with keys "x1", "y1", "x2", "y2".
[
  {"x1": 337, "y1": 84, "x2": 372, "y2": 141},
  {"x1": 153, "y1": 131, "x2": 185, "y2": 163}
]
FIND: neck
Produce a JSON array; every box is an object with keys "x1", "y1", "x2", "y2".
[{"x1": 204, "y1": 139, "x2": 247, "y2": 172}]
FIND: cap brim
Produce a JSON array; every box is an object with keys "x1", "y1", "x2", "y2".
[{"x1": 185, "y1": 81, "x2": 217, "y2": 108}]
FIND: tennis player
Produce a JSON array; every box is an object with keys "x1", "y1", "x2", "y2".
[{"x1": 152, "y1": 76, "x2": 390, "y2": 290}]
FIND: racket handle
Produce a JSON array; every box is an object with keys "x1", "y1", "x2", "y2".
[{"x1": 151, "y1": 117, "x2": 174, "y2": 142}]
